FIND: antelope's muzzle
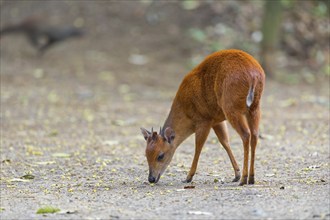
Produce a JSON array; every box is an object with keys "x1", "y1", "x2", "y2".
[{"x1": 148, "y1": 173, "x2": 160, "y2": 183}]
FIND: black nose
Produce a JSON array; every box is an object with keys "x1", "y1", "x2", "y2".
[{"x1": 148, "y1": 176, "x2": 156, "y2": 183}]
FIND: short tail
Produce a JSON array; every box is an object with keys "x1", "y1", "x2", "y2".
[{"x1": 246, "y1": 84, "x2": 255, "y2": 108}]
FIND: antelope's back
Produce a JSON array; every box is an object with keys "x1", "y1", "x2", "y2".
[{"x1": 175, "y1": 49, "x2": 265, "y2": 120}]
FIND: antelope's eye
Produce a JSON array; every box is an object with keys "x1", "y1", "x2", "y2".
[{"x1": 157, "y1": 153, "x2": 165, "y2": 161}]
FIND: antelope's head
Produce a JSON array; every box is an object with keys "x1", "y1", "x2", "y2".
[{"x1": 140, "y1": 127, "x2": 175, "y2": 183}]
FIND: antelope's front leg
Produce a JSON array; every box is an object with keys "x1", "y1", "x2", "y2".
[{"x1": 183, "y1": 125, "x2": 211, "y2": 183}]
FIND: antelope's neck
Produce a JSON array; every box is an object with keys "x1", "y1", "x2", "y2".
[{"x1": 163, "y1": 102, "x2": 193, "y2": 149}]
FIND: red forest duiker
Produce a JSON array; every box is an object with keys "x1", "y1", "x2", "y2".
[{"x1": 141, "y1": 49, "x2": 265, "y2": 186}]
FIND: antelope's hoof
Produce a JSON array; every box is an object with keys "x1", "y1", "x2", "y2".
[
  {"x1": 239, "y1": 176, "x2": 248, "y2": 186},
  {"x1": 248, "y1": 175, "x2": 255, "y2": 184},
  {"x1": 182, "y1": 176, "x2": 193, "y2": 183},
  {"x1": 232, "y1": 175, "x2": 241, "y2": 182}
]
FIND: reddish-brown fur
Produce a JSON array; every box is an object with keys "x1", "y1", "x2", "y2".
[{"x1": 141, "y1": 49, "x2": 265, "y2": 186}]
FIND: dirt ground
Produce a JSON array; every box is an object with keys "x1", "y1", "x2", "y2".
[{"x1": 0, "y1": 1, "x2": 329, "y2": 220}]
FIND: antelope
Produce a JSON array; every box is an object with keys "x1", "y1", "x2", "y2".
[{"x1": 141, "y1": 49, "x2": 265, "y2": 186}]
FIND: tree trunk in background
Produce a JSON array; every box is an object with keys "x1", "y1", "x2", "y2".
[{"x1": 260, "y1": 0, "x2": 283, "y2": 78}]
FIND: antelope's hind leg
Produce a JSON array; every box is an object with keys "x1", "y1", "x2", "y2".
[
  {"x1": 246, "y1": 107, "x2": 261, "y2": 185},
  {"x1": 225, "y1": 114, "x2": 251, "y2": 186}
]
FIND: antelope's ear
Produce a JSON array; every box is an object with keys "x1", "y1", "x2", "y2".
[
  {"x1": 140, "y1": 127, "x2": 150, "y2": 141},
  {"x1": 164, "y1": 127, "x2": 175, "y2": 144}
]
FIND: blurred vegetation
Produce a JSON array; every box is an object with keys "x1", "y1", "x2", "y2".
[
  {"x1": 0, "y1": 0, "x2": 329, "y2": 84},
  {"x1": 184, "y1": 0, "x2": 329, "y2": 83},
  {"x1": 260, "y1": 0, "x2": 283, "y2": 78}
]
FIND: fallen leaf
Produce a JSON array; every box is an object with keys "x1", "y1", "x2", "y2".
[
  {"x1": 52, "y1": 153, "x2": 71, "y2": 158},
  {"x1": 301, "y1": 167, "x2": 313, "y2": 172},
  {"x1": 20, "y1": 174, "x2": 35, "y2": 180},
  {"x1": 26, "y1": 145, "x2": 43, "y2": 156},
  {"x1": 188, "y1": 211, "x2": 213, "y2": 216},
  {"x1": 9, "y1": 178, "x2": 30, "y2": 182},
  {"x1": 35, "y1": 161, "x2": 56, "y2": 165},
  {"x1": 175, "y1": 189, "x2": 185, "y2": 192},
  {"x1": 36, "y1": 206, "x2": 60, "y2": 214},
  {"x1": 2, "y1": 159, "x2": 11, "y2": 164}
]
